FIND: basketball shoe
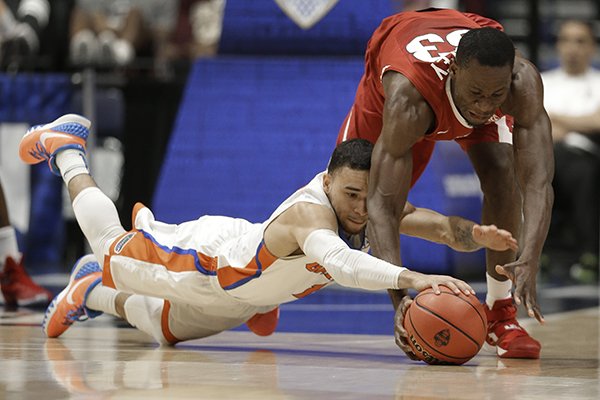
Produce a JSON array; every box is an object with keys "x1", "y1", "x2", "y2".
[
  {"x1": 485, "y1": 298, "x2": 541, "y2": 359},
  {"x1": 0, "y1": 256, "x2": 53, "y2": 307},
  {"x1": 246, "y1": 306, "x2": 280, "y2": 336},
  {"x1": 19, "y1": 114, "x2": 90, "y2": 175},
  {"x1": 43, "y1": 255, "x2": 103, "y2": 338}
]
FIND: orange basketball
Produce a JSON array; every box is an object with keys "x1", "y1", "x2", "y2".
[{"x1": 403, "y1": 286, "x2": 487, "y2": 365}]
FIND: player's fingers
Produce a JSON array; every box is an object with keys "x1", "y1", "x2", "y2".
[
  {"x1": 431, "y1": 282, "x2": 441, "y2": 294},
  {"x1": 533, "y1": 306, "x2": 545, "y2": 324},
  {"x1": 457, "y1": 280, "x2": 476, "y2": 295},
  {"x1": 524, "y1": 293, "x2": 544, "y2": 323},
  {"x1": 513, "y1": 284, "x2": 523, "y2": 306},
  {"x1": 399, "y1": 297, "x2": 412, "y2": 314},
  {"x1": 495, "y1": 265, "x2": 514, "y2": 281},
  {"x1": 394, "y1": 331, "x2": 417, "y2": 359},
  {"x1": 443, "y1": 281, "x2": 460, "y2": 294}
]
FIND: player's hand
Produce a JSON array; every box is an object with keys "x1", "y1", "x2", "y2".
[
  {"x1": 400, "y1": 270, "x2": 475, "y2": 296},
  {"x1": 393, "y1": 295, "x2": 419, "y2": 360},
  {"x1": 496, "y1": 260, "x2": 544, "y2": 324},
  {"x1": 472, "y1": 224, "x2": 518, "y2": 252}
]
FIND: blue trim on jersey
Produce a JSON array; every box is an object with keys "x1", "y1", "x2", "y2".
[
  {"x1": 221, "y1": 241, "x2": 264, "y2": 290},
  {"x1": 138, "y1": 230, "x2": 217, "y2": 276}
]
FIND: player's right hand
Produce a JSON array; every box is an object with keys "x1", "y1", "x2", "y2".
[
  {"x1": 400, "y1": 270, "x2": 475, "y2": 296},
  {"x1": 393, "y1": 295, "x2": 420, "y2": 360}
]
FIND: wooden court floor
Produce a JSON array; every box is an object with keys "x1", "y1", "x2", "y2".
[{"x1": 0, "y1": 306, "x2": 598, "y2": 399}]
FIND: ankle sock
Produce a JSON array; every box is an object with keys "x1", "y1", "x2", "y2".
[
  {"x1": 485, "y1": 273, "x2": 512, "y2": 308},
  {"x1": 55, "y1": 149, "x2": 90, "y2": 185}
]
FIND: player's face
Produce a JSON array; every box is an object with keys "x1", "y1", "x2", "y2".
[
  {"x1": 323, "y1": 167, "x2": 369, "y2": 235},
  {"x1": 557, "y1": 21, "x2": 596, "y2": 75},
  {"x1": 450, "y1": 60, "x2": 512, "y2": 126}
]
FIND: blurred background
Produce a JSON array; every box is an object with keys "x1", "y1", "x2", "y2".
[{"x1": 0, "y1": 0, "x2": 598, "y2": 333}]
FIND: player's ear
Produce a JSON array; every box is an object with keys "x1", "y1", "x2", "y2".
[
  {"x1": 323, "y1": 173, "x2": 332, "y2": 194},
  {"x1": 449, "y1": 60, "x2": 458, "y2": 77}
]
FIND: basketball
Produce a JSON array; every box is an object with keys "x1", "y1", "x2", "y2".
[{"x1": 403, "y1": 286, "x2": 487, "y2": 365}]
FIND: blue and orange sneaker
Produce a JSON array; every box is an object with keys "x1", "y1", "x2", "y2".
[
  {"x1": 42, "y1": 255, "x2": 103, "y2": 338},
  {"x1": 19, "y1": 114, "x2": 90, "y2": 175}
]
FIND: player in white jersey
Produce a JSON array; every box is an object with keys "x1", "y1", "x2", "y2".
[{"x1": 20, "y1": 114, "x2": 517, "y2": 345}]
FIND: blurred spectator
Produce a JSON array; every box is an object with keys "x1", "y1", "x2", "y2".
[
  {"x1": 69, "y1": 0, "x2": 178, "y2": 69},
  {"x1": 0, "y1": 0, "x2": 50, "y2": 68},
  {"x1": 541, "y1": 20, "x2": 600, "y2": 283},
  {"x1": 164, "y1": 0, "x2": 225, "y2": 70}
]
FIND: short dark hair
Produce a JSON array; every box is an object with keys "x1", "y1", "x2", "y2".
[
  {"x1": 327, "y1": 139, "x2": 373, "y2": 174},
  {"x1": 456, "y1": 27, "x2": 515, "y2": 68}
]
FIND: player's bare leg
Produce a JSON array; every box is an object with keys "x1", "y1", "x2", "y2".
[
  {"x1": 67, "y1": 174, "x2": 99, "y2": 202},
  {"x1": 468, "y1": 142, "x2": 541, "y2": 359}
]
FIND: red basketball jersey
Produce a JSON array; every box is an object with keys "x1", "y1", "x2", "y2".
[{"x1": 337, "y1": 9, "x2": 513, "y2": 184}]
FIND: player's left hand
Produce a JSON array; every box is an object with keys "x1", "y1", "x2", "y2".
[
  {"x1": 393, "y1": 295, "x2": 420, "y2": 360},
  {"x1": 496, "y1": 260, "x2": 545, "y2": 324},
  {"x1": 472, "y1": 224, "x2": 518, "y2": 252}
]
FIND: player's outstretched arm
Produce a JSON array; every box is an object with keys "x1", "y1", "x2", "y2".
[
  {"x1": 398, "y1": 202, "x2": 519, "y2": 252},
  {"x1": 500, "y1": 58, "x2": 553, "y2": 323}
]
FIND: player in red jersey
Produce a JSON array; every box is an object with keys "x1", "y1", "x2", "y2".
[{"x1": 337, "y1": 8, "x2": 553, "y2": 359}]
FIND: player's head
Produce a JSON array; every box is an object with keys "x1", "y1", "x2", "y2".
[
  {"x1": 450, "y1": 28, "x2": 515, "y2": 126},
  {"x1": 556, "y1": 20, "x2": 596, "y2": 75},
  {"x1": 324, "y1": 139, "x2": 373, "y2": 234}
]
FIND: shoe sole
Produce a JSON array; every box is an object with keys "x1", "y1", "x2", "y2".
[
  {"x1": 483, "y1": 341, "x2": 541, "y2": 359},
  {"x1": 16, "y1": 293, "x2": 53, "y2": 307},
  {"x1": 42, "y1": 254, "x2": 99, "y2": 338}
]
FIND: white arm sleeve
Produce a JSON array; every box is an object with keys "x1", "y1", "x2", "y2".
[{"x1": 302, "y1": 229, "x2": 407, "y2": 291}]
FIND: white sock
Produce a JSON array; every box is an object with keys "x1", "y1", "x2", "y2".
[
  {"x1": 55, "y1": 149, "x2": 90, "y2": 185},
  {"x1": 485, "y1": 273, "x2": 512, "y2": 308},
  {"x1": 86, "y1": 284, "x2": 118, "y2": 316},
  {"x1": 0, "y1": 226, "x2": 20, "y2": 261}
]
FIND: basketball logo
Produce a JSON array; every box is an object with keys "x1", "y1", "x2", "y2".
[{"x1": 434, "y1": 329, "x2": 451, "y2": 347}]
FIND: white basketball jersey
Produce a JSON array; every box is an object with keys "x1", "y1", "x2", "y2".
[
  {"x1": 214, "y1": 171, "x2": 353, "y2": 306},
  {"x1": 129, "y1": 172, "x2": 370, "y2": 307}
]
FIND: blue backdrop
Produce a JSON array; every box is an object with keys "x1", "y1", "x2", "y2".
[
  {"x1": 154, "y1": 1, "x2": 486, "y2": 275},
  {"x1": 153, "y1": 57, "x2": 485, "y2": 275}
]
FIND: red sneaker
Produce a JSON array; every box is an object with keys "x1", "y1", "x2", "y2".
[
  {"x1": 246, "y1": 307, "x2": 280, "y2": 336},
  {"x1": 485, "y1": 298, "x2": 541, "y2": 359},
  {"x1": 0, "y1": 256, "x2": 53, "y2": 307}
]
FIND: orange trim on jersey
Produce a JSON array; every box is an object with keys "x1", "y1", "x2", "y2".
[
  {"x1": 131, "y1": 202, "x2": 146, "y2": 227},
  {"x1": 101, "y1": 230, "x2": 136, "y2": 289},
  {"x1": 217, "y1": 241, "x2": 278, "y2": 290},
  {"x1": 161, "y1": 300, "x2": 181, "y2": 344},
  {"x1": 102, "y1": 254, "x2": 116, "y2": 289},
  {"x1": 293, "y1": 283, "x2": 328, "y2": 299},
  {"x1": 110, "y1": 230, "x2": 213, "y2": 273}
]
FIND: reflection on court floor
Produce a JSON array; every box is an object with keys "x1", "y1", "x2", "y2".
[{"x1": 0, "y1": 284, "x2": 598, "y2": 399}]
